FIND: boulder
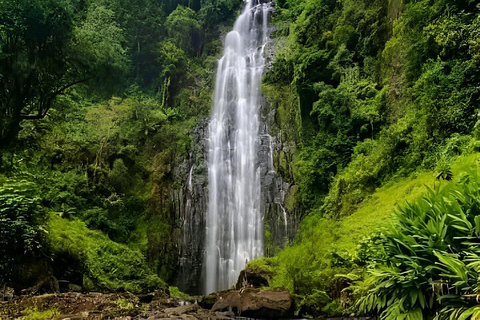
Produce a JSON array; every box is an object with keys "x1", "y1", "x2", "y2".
[
  {"x1": 164, "y1": 304, "x2": 200, "y2": 316},
  {"x1": 0, "y1": 286, "x2": 14, "y2": 301},
  {"x1": 235, "y1": 266, "x2": 271, "y2": 289},
  {"x1": 211, "y1": 287, "x2": 293, "y2": 318},
  {"x1": 198, "y1": 293, "x2": 218, "y2": 309}
]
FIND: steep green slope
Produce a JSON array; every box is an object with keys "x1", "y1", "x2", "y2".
[
  {"x1": 252, "y1": 153, "x2": 479, "y2": 317},
  {"x1": 258, "y1": 1, "x2": 480, "y2": 315},
  {"x1": 259, "y1": 0, "x2": 480, "y2": 315},
  {"x1": 47, "y1": 213, "x2": 166, "y2": 293}
]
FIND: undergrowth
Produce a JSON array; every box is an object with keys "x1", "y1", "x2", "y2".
[{"x1": 47, "y1": 213, "x2": 166, "y2": 293}]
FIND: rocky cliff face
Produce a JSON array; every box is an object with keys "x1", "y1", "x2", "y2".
[
  {"x1": 172, "y1": 118, "x2": 209, "y2": 295},
  {"x1": 261, "y1": 35, "x2": 303, "y2": 256},
  {"x1": 260, "y1": 106, "x2": 302, "y2": 257},
  {"x1": 172, "y1": 102, "x2": 301, "y2": 294},
  {"x1": 172, "y1": 37, "x2": 302, "y2": 294}
]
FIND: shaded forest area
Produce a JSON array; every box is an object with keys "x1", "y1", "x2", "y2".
[{"x1": 0, "y1": 0, "x2": 240, "y2": 293}]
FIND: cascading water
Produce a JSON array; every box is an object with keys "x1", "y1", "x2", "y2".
[{"x1": 205, "y1": 0, "x2": 273, "y2": 294}]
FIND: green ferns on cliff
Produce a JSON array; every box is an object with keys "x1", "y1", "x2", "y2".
[{"x1": 265, "y1": 0, "x2": 480, "y2": 216}]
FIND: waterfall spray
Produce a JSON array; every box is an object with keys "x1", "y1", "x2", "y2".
[{"x1": 205, "y1": 0, "x2": 273, "y2": 294}]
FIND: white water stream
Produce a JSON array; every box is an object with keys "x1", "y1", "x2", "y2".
[{"x1": 205, "y1": 0, "x2": 273, "y2": 294}]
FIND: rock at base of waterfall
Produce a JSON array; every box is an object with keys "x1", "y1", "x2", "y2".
[
  {"x1": 211, "y1": 287, "x2": 293, "y2": 318},
  {"x1": 235, "y1": 265, "x2": 272, "y2": 289},
  {"x1": 198, "y1": 292, "x2": 218, "y2": 309}
]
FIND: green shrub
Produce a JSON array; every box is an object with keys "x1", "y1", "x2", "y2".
[
  {"x1": 0, "y1": 181, "x2": 45, "y2": 284},
  {"x1": 169, "y1": 286, "x2": 192, "y2": 300},
  {"x1": 357, "y1": 166, "x2": 480, "y2": 319}
]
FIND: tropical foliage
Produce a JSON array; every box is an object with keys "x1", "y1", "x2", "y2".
[
  {"x1": 255, "y1": 0, "x2": 480, "y2": 316},
  {"x1": 357, "y1": 169, "x2": 480, "y2": 319},
  {"x1": 264, "y1": 0, "x2": 480, "y2": 217},
  {"x1": 0, "y1": 180, "x2": 44, "y2": 285},
  {"x1": 0, "y1": 0, "x2": 240, "y2": 291},
  {"x1": 1, "y1": 0, "x2": 480, "y2": 318}
]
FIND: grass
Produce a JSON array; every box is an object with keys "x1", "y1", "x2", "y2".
[
  {"x1": 255, "y1": 152, "x2": 480, "y2": 292},
  {"x1": 310, "y1": 152, "x2": 478, "y2": 254}
]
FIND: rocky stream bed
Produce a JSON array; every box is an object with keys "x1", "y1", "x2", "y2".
[{"x1": 0, "y1": 287, "x2": 293, "y2": 320}]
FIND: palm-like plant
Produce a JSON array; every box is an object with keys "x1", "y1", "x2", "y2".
[{"x1": 357, "y1": 169, "x2": 480, "y2": 319}]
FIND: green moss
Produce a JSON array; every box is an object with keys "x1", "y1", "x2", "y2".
[
  {"x1": 262, "y1": 83, "x2": 301, "y2": 145},
  {"x1": 21, "y1": 306, "x2": 58, "y2": 320},
  {"x1": 285, "y1": 185, "x2": 298, "y2": 212},
  {"x1": 278, "y1": 151, "x2": 288, "y2": 176},
  {"x1": 246, "y1": 257, "x2": 276, "y2": 276},
  {"x1": 169, "y1": 286, "x2": 193, "y2": 300},
  {"x1": 47, "y1": 213, "x2": 166, "y2": 293},
  {"x1": 264, "y1": 225, "x2": 282, "y2": 257}
]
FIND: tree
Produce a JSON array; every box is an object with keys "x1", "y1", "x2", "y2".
[
  {"x1": 165, "y1": 5, "x2": 201, "y2": 55},
  {"x1": 0, "y1": 0, "x2": 128, "y2": 149},
  {"x1": 156, "y1": 40, "x2": 188, "y2": 106}
]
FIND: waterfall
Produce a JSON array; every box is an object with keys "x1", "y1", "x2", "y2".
[{"x1": 205, "y1": 0, "x2": 273, "y2": 294}]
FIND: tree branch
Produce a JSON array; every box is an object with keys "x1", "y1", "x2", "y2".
[
  {"x1": 52, "y1": 77, "x2": 90, "y2": 96},
  {"x1": 20, "y1": 78, "x2": 90, "y2": 120}
]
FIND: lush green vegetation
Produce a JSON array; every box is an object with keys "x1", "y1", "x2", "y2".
[
  {"x1": 252, "y1": 154, "x2": 480, "y2": 317},
  {"x1": 355, "y1": 165, "x2": 480, "y2": 319},
  {"x1": 0, "y1": 0, "x2": 240, "y2": 291},
  {"x1": 256, "y1": 0, "x2": 480, "y2": 317},
  {"x1": 265, "y1": 0, "x2": 479, "y2": 216},
  {"x1": 2, "y1": 0, "x2": 480, "y2": 318},
  {"x1": 47, "y1": 212, "x2": 166, "y2": 293}
]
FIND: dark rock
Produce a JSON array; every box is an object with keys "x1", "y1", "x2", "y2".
[
  {"x1": 235, "y1": 266, "x2": 272, "y2": 289},
  {"x1": 138, "y1": 292, "x2": 155, "y2": 303},
  {"x1": 164, "y1": 304, "x2": 200, "y2": 316},
  {"x1": 173, "y1": 118, "x2": 209, "y2": 295},
  {"x1": 211, "y1": 288, "x2": 293, "y2": 318},
  {"x1": 198, "y1": 293, "x2": 218, "y2": 309}
]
